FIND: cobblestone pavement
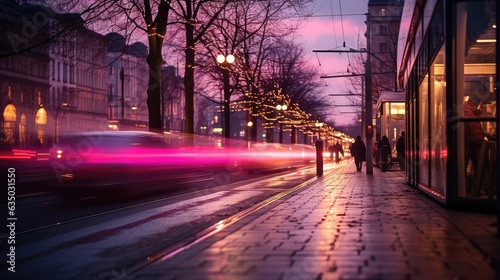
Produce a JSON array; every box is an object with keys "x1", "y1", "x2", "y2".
[{"x1": 134, "y1": 160, "x2": 500, "y2": 280}]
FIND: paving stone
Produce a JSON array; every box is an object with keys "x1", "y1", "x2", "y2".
[{"x1": 133, "y1": 161, "x2": 500, "y2": 279}]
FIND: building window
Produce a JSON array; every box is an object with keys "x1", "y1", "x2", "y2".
[
  {"x1": 3, "y1": 104, "x2": 17, "y2": 145},
  {"x1": 379, "y1": 8, "x2": 386, "y2": 16},
  {"x1": 63, "y1": 63, "x2": 67, "y2": 83},
  {"x1": 380, "y1": 25, "x2": 387, "y2": 35},
  {"x1": 454, "y1": 0, "x2": 496, "y2": 200},
  {"x1": 418, "y1": 73, "x2": 429, "y2": 188},
  {"x1": 429, "y1": 45, "x2": 446, "y2": 194},
  {"x1": 51, "y1": 60, "x2": 55, "y2": 80},
  {"x1": 69, "y1": 65, "x2": 75, "y2": 84},
  {"x1": 379, "y1": 42, "x2": 388, "y2": 53},
  {"x1": 380, "y1": 63, "x2": 388, "y2": 73}
]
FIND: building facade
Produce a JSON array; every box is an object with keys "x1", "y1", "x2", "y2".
[
  {"x1": 397, "y1": 0, "x2": 498, "y2": 211},
  {"x1": 0, "y1": 3, "x2": 108, "y2": 148},
  {"x1": 49, "y1": 13, "x2": 108, "y2": 141},
  {"x1": 367, "y1": 0, "x2": 405, "y2": 145},
  {"x1": 0, "y1": 3, "x2": 51, "y2": 148},
  {"x1": 106, "y1": 33, "x2": 149, "y2": 131},
  {"x1": 162, "y1": 65, "x2": 184, "y2": 132}
]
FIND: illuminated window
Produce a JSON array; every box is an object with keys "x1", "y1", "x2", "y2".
[{"x1": 3, "y1": 104, "x2": 17, "y2": 144}]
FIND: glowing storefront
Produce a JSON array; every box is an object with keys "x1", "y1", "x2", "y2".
[{"x1": 397, "y1": 0, "x2": 498, "y2": 210}]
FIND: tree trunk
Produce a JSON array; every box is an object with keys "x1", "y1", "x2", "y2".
[
  {"x1": 250, "y1": 85, "x2": 259, "y2": 142},
  {"x1": 184, "y1": 20, "x2": 195, "y2": 135},
  {"x1": 144, "y1": 0, "x2": 169, "y2": 134},
  {"x1": 147, "y1": 54, "x2": 162, "y2": 133}
]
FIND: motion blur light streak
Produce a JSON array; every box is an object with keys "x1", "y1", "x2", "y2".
[{"x1": 49, "y1": 131, "x2": 317, "y2": 195}]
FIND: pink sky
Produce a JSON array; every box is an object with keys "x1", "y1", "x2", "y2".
[{"x1": 298, "y1": 0, "x2": 369, "y2": 125}]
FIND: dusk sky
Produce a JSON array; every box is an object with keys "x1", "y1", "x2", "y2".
[{"x1": 298, "y1": 0, "x2": 369, "y2": 124}]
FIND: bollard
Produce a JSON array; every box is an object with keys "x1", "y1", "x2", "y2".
[{"x1": 315, "y1": 140, "x2": 323, "y2": 176}]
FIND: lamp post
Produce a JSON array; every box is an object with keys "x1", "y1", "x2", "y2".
[
  {"x1": 120, "y1": 66, "x2": 124, "y2": 121},
  {"x1": 216, "y1": 54, "x2": 235, "y2": 144},
  {"x1": 365, "y1": 13, "x2": 373, "y2": 174},
  {"x1": 314, "y1": 121, "x2": 324, "y2": 176},
  {"x1": 246, "y1": 120, "x2": 253, "y2": 149},
  {"x1": 131, "y1": 106, "x2": 138, "y2": 123},
  {"x1": 276, "y1": 103, "x2": 287, "y2": 143}
]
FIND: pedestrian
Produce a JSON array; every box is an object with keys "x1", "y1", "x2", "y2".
[
  {"x1": 350, "y1": 135, "x2": 366, "y2": 172},
  {"x1": 333, "y1": 141, "x2": 344, "y2": 164},
  {"x1": 377, "y1": 135, "x2": 391, "y2": 152},
  {"x1": 396, "y1": 131, "x2": 405, "y2": 170},
  {"x1": 328, "y1": 144, "x2": 335, "y2": 161},
  {"x1": 377, "y1": 135, "x2": 391, "y2": 170}
]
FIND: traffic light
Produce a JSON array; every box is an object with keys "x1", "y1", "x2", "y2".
[{"x1": 366, "y1": 124, "x2": 373, "y2": 138}]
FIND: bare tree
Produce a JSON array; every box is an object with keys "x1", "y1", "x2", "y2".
[
  {"x1": 4, "y1": 0, "x2": 317, "y2": 138},
  {"x1": 345, "y1": 10, "x2": 400, "y2": 104},
  {"x1": 194, "y1": 0, "x2": 312, "y2": 141}
]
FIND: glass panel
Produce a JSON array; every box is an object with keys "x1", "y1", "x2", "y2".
[
  {"x1": 455, "y1": 1, "x2": 496, "y2": 199},
  {"x1": 430, "y1": 45, "x2": 446, "y2": 194},
  {"x1": 389, "y1": 102, "x2": 405, "y2": 160},
  {"x1": 419, "y1": 74, "x2": 429, "y2": 187}
]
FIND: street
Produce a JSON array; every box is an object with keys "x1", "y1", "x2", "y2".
[{"x1": 0, "y1": 159, "x2": 341, "y2": 279}]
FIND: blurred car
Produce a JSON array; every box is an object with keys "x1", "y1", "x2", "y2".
[
  {"x1": 49, "y1": 130, "x2": 225, "y2": 197},
  {"x1": 240, "y1": 143, "x2": 315, "y2": 173}
]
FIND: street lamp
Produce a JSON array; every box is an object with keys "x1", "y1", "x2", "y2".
[
  {"x1": 216, "y1": 54, "x2": 235, "y2": 65},
  {"x1": 246, "y1": 121, "x2": 253, "y2": 149},
  {"x1": 216, "y1": 54, "x2": 235, "y2": 144},
  {"x1": 131, "y1": 106, "x2": 138, "y2": 122},
  {"x1": 276, "y1": 103, "x2": 287, "y2": 143}
]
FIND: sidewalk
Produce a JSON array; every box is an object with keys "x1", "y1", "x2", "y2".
[{"x1": 134, "y1": 160, "x2": 500, "y2": 280}]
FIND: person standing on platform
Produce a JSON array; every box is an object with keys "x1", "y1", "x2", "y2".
[{"x1": 350, "y1": 136, "x2": 366, "y2": 172}]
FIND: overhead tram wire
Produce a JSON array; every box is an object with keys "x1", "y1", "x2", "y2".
[
  {"x1": 305, "y1": 13, "x2": 365, "y2": 18},
  {"x1": 314, "y1": 4, "x2": 365, "y2": 91},
  {"x1": 338, "y1": 0, "x2": 352, "y2": 73},
  {"x1": 329, "y1": 0, "x2": 339, "y2": 49},
  {"x1": 339, "y1": 0, "x2": 346, "y2": 43},
  {"x1": 329, "y1": 0, "x2": 345, "y2": 72}
]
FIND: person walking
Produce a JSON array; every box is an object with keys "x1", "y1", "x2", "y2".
[
  {"x1": 333, "y1": 141, "x2": 344, "y2": 164},
  {"x1": 328, "y1": 144, "x2": 335, "y2": 161},
  {"x1": 350, "y1": 135, "x2": 366, "y2": 172}
]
